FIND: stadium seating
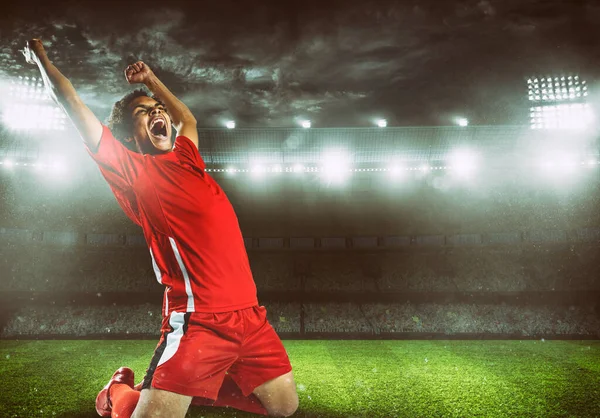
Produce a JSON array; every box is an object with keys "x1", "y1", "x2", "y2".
[
  {"x1": 2, "y1": 302, "x2": 598, "y2": 338},
  {"x1": 0, "y1": 244, "x2": 598, "y2": 293}
]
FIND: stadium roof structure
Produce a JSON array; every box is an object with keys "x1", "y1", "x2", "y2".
[
  {"x1": 196, "y1": 125, "x2": 600, "y2": 167},
  {"x1": 0, "y1": 125, "x2": 598, "y2": 168}
]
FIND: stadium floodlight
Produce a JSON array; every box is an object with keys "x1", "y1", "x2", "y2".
[
  {"x1": 8, "y1": 76, "x2": 50, "y2": 101},
  {"x1": 456, "y1": 118, "x2": 469, "y2": 127},
  {"x1": 376, "y1": 119, "x2": 387, "y2": 128},
  {"x1": 2, "y1": 76, "x2": 67, "y2": 131},
  {"x1": 292, "y1": 164, "x2": 305, "y2": 174},
  {"x1": 225, "y1": 166, "x2": 237, "y2": 176},
  {"x1": 2, "y1": 159, "x2": 13, "y2": 169},
  {"x1": 387, "y1": 164, "x2": 405, "y2": 179},
  {"x1": 250, "y1": 164, "x2": 266, "y2": 179},
  {"x1": 2, "y1": 102, "x2": 67, "y2": 131},
  {"x1": 271, "y1": 164, "x2": 283, "y2": 173},
  {"x1": 528, "y1": 74, "x2": 587, "y2": 103},
  {"x1": 530, "y1": 103, "x2": 595, "y2": 130},
  {"x1": 300, "y1": 120, "x2": 311, "y2": 129},
  {"x1": 321, "y1": 149, "x2": 351, "y2": 184},
  {"x1": 225, "y1": 120, "x2": 235, "y2": 129},
  {"x1": 448, "y1": 149, "x2": 478, "y2": 178}
]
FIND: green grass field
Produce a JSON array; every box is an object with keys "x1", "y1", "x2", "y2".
[{"x1": 0, "y1": 340, "x2": 599, "y2": 418}]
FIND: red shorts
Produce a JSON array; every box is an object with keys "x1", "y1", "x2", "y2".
[{"x1": 141, "y1": 305, "x2": 293, "y2": 399}]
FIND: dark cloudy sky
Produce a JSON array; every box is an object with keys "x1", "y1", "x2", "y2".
[{"x1": 1, "y1": 0, "x2": 599, "y2": 127}]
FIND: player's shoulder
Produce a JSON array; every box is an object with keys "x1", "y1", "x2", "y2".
[
  {"x1": 175, "y1": 134, "x2": 195, "y2": 149},
  {"x1": 174, "y1": 135, "x2": 205, "y2": 168}
]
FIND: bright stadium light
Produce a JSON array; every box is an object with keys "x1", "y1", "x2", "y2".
[
  {"x1": 558, "y1": 156, "x2": 577, "y2": 172},
  {"x1": 8, "y1": 76, "x2": 50, "y2": 102},
  {"x1": 321, "y1": 149, "x2": 351, "y2": 184},
  {"x1": 48, "y1": 159, "x2": 67, "y2": 176},
  {"x1": 271, "y1": 164, "x2": 283, "y2": 174},
  {"x1": 292, "y1": 163, "x2": 305, "y2": 174},
  {"x1": 225, "y1": 166, "x2": 237, "y2": 176},
  {"x1": 2, "y1": 76, "x2": 67, "y2": 131},
  {"x1": 528, "y1": 74, "x2": 587, "y2": 103},
  {"x1": 448, "y1": 149, "x2": 478, "y2": 178},
  {"x1": 530, "y1": 104, "x2": 595, "y2": 130},
  {"x1": 376, "y1": 119, "x2": 387, "y2": 128},
  {"x1": 51, "y1": 160, "x2": 65, "y2": 171},
  {"x1": 387, "y1": 164, "x2": 405, "y2": 179},
  {"x1": 250, "y1": 164, "x2": 266, "y2": 179},
  {"x1": 538, "y1": 153, "x2": 580, "y2": 180},
  {"x1": 225, "y1": 120, "x2": 235, "y2": 129},
  {"x1": 300, "y1": 120, "x2": 311, "y2": 129},
  {"x1": 2, "y1": 159, "x2": 13, "y2": 169},
  {"x1": 456, "y1": 118, "x2": 469, "y2": 127}
]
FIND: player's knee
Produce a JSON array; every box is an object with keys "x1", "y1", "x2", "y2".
[
  {"x1": 267, "y1": 393, "x2": 299, "y2": 417},
  {"x1": 284, "y1": 397, "x2": 300, "y2": 417}
]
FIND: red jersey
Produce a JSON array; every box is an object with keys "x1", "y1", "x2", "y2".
[{"x1": 87, "y1": 126, "x2": 258, "y2": 315}]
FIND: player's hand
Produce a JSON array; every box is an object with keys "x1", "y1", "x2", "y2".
[
  {"x1": 21, "y1": 39, "x2": 46, "y2": 65},
  {"x1": 125, "y1": 61, "x2": 155, "y2": 85}
]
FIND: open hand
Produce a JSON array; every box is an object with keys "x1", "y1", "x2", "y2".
[
  {"x1": 21, "y1": 39, "x2": 46, "y2": 64},
  {"x1": 125, "y1": 61, "x2": 155, "y2": 84}
]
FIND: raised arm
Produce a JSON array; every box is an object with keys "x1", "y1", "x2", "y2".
[
  {"x1": 125, "y1": 61, "x2": 198, "y2": 148},
  {"x1": 22, "y1": 39, "x2": 103, "y2": 152}
]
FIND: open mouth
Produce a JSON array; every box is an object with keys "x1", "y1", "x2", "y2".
[{"x1": 149, "y1": 118, "x2": 169, "y2": 140}]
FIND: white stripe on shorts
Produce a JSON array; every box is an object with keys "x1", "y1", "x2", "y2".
[{"x1": 157, "y1": 312, "x2": 185, "y2": 367}]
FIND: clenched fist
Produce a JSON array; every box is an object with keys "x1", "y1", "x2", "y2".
[
  {"x1": 125, "y1": 61, "x2": 155, "y2": 84},
  {"x1": 21, "y1": 39, "x2": 47, "y2": 64}
]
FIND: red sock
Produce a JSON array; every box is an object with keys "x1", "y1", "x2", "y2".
[
  {"x1": 109, "y1": 383, "x2": 141, "y2": 418},
  {"x1": 192, "y1": 375, "x2": 268, "y2": 415}
]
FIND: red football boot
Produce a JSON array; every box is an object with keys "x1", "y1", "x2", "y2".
[{"x1": 95, "y1": 367, "x2": 135, "y2": 417}]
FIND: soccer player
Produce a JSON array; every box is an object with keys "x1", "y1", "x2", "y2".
[{"x1": 22, "y1": 38, "x2": 299, "y2": 418}]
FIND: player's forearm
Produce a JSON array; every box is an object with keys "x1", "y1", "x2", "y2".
[
  {"x1": 34, "y1": 54, "x2": 79, "y2": 108},
  {"x1": 144, "y1": 75, "x2": 196, "y2": 129}
]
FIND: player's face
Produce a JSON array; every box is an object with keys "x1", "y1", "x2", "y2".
[{"x1": 127, "y1": 96, "x2": 173, "y2": 154}]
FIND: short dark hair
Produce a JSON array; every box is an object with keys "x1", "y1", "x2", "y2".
[{"x1": 106, "y1": 89, "x2": 167, "y2": 150}]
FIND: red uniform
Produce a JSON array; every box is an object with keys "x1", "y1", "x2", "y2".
[{"x1": 88, "y1": 126, "x2": 292, "y2": 400}]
